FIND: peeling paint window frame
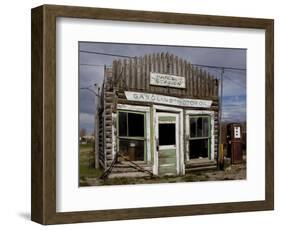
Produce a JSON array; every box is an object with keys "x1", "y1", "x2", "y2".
[
  {"x1": 189, "y1": 115, "x2": 211, "y2": 159},
  {"x1": 117, "y1": 110, "x2": 147, "y2": 162}
]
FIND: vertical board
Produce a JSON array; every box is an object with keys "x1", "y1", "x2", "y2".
[{"x1": 109, "y1": 52, "x2": 218, "y2": 99}]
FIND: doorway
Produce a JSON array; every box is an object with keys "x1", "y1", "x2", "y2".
[{"x1": 156, "y1": 112, "x2": 179, "y2": 176}]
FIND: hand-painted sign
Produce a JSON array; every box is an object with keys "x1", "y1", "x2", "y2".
[
  {"x1": 234, "y1": 127, "x2": 241, "y2": 138},
  {"x1": 150, "y1": 72, "x2": 186, "y2": 88},
  {"x1": 125, "y1": 91, "x2": 212, "y2": 108}
]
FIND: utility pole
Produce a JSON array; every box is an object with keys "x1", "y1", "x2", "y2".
[{"x1": 219, "y1": 68, "x2": 224, "y2": 169}]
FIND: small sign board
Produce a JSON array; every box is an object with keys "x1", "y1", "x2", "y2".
[
  {"x1": 150, "y1": 72, "x2": 186, "y2": 88},
  {"x1": 234, "y1": 127, "x2": 241, "y2": 138},
  {"x1": 125, "y1": 91, "x2": 212, "y2": 108}
]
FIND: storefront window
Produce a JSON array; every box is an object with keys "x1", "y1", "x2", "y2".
[
  {"x1": 189, "y1": 116, "x2": 211, "y2": 159},
  {"x1": 117, "y1": 111, "x2": 145, "y2": 161}
]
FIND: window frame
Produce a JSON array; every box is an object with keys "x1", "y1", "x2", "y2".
[
  {"x1": 189, "y1": 115, "x2": 211, "y2": 159},
  {"x1": 117, "y1": 109, "x2": 147, "y2": 162}
]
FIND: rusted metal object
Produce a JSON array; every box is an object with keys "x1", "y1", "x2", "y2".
[{"x1": 227, "y1": 123, "x2": 243, "y2": 164}]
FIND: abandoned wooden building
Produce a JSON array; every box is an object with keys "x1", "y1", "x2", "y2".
[{"x1": 95, "y1": 52, "x2": 219, "y2": 178}]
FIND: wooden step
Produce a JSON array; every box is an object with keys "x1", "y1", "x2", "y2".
[
  {"x1": 111, "y1": 164, "x2": 152, "y2": 172},
  {"x1": 108, "y1": 171, "x2": 151, "y2": 179},
  {"x1": 186, "y1": 160, "x2": 217, "y2": 168},
  {"x1": 111, "y1": 167, "x2": 151, "y2": 173},
  {"x1": 106, "y1": 161, "x2": 151, "y2": 167},
  {"x1": 186, "y1": 165, "x2": 217, "y2": 172}
]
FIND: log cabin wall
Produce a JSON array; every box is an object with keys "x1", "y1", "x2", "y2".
[{"x1": 98, "y1": 52, "x2": 219, "y2": 170}]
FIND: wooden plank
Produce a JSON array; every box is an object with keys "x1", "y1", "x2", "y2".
[
  {"x1": 156, "y1": 53, "x2": 161, "y2": 73},
  {"x1": 159, "y1": 157, "x2": 176, "y2": 165},
  {"x1": 108, "y1": 172, "x2": 151, "y2": 179},
  {"x1": 144, "y1": 55, "x2": 148, "y2": 90},
  {"x1": 131, "y1": 57, "x2": 136, "y2": 90},
  {"x1": 175, "y1": 55, "x2": 179, "y2": 75},
  {"x1": 159, "y1": 149, "x2": 176, "y2": 158},
  {"x1": 140, "y1": 56, "x2": 144, "y2": 90},
  {"x1": 146, "y1": 54, "x2": 151, "y2": 91},
  {"x1": 152, "y1": 53, "x2": 156, "y2": 73},
  {"x1": 123, "y1": 59, "x2": 127, "y2": 89},
  {"x1": 169, "y1": 53, "x2": 175, "y2": 95},
  {"x1": 198, "y1": 68, "x2": 202, "y2": 97},
  {"x1": 158, "y1": 116, "x2": 176, "y2": 122},
  {"x1": 194, "y1": 67, "x2": 198, "y2": 96},
  {"x1": 159, "y1": 166, "x2": 177, "y2": 175},
  {"x1": 155, "y1": 53, "x2": 161, "y2": 94},
  {"x1": 187, "y1": 63, "x2": 192, "y2": 96},
  {"x1": 202, "y1": 70, "x2": 207, "y2": 97},
  {"x1": 163, "y1": 52, "x2": 168, "y2": 74},
  {"x1": 117, "y1": 59, "x2": 122, "y2": 89},
  {"x1": 128, "y1": 58, "x2": 133, "y2": 89},
  {"x1": 179, "y1": 58, "x2": 183, "y2": 77},
  {"x1": 206, "y1": 71, "x2": 210, "y2": 97},
  {"x1": 137, "y1": 57, "x2": 142, "y2": 90},
  {"x1": 183, "y1": 60, "x2": 188, "y2": 95},
  {"x1": 112, "y1": 60, "x2": 117, "y2": 83}
]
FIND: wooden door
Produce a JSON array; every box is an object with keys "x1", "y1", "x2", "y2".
[{"x1": 156, "y1": 113, "x2": 179, "y2": 176}]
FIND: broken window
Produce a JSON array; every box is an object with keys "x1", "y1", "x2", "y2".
[
  {"x1": 117, "y1": 111, "x2": 145, "y2": 161},
  {"x1": 189, "y1": 115, "x2": 211, "y2": 159}
]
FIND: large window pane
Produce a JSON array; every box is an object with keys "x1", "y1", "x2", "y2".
[
  {"x1": 159, "y1": 123, "x2": 176, "y2": 145},
  {"x1": 118, "y1": 112, "x2": 127, "y2": 136},
  {"x1": 202, "y1": 117, "x2": 209, "y2": 137},
  {"x1": 197, "y1": 117, "x2": 203, "y2": 137},
  {"x1": 190, "y1": 116, "x2": 210, "y2": 138},
  {"x1": 117, "y1": 110, "x2": 146, "y2": 161},
  {"x1": 119, "y1": 139, "x2": 144, "y2": 161},
  {"x1": 189, "y1": 139, "x2": 209, "y2": 159},
  {"x1": 190, "y1": 118, "x2": 196, "y2": 138},
  {"x1": 128, "y1": 113, "x2": 144, "y2": 137}
]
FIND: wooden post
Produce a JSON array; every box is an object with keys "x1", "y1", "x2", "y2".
[
  {"x1": 219, "y1": 143, "x2": 224, "y2": 170},
  {"x1": 95, "y1": 111, "x2": 99, "y2": 169}
]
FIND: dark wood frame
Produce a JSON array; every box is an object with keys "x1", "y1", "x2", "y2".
[{"x1": 31, "y1": 4, "x2": 274, "y2": 225}]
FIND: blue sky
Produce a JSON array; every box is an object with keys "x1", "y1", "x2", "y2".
[{"x1": 79, "y1": 42, "x2": 246, "y2": 134}]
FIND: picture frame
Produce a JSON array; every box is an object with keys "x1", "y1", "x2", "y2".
[{"x1": 31, "y1": 4, "x2": 274, "y2": 225}]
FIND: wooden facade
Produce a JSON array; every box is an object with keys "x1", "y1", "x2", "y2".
[{"x1": 96, "y1": 52, "x2": 219, "y2": 178}]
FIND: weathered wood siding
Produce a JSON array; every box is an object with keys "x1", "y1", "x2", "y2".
[
  {"x1": 99, "y1": 52, "x2": 220, "y2": 170},
  {"x1": 106, "y1": 52, "x2": 219, "y2": 100}
]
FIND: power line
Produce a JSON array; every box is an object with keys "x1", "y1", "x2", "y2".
[
  {"x1": 79, "y1": 49, "x2": 246, "y2": 71},
  {"x1": 80, "y1": 63, "x2": 105, "y2": 67},
  {"x1": 224, "y1": 75, "x2": 246, "y2": 89},
  {"x1": 80, "y1": 87, "x2": 100, "y2": 97},
  {"x1": 225, "y1": 69, "x2": 247, "y2": 74},
  {"x1": 192, "y1": 63, "x2": 245, "y2": 71},
  {"x1": 80, "y1": 50, "x2": 134, "y2": 59}
]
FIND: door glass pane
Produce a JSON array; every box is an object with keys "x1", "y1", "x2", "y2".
[
  {"x1": 202, "y1": 117, "x2": 209, "y2": 137},
  {"x1": 119, "y1": 139, "x2": 144, "y2": 161},
  {"x1": 118, "y1": 112, "x2": 127, "y2": 136},
  {"x1": 159, "y1": 123, "x2": 176, "y2": 145},
  {"x1": 128, "y1": 113, "x2": 144, "y2": 137}
]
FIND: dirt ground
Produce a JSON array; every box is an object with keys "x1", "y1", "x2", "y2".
[
  {"x1": 82, "y1": 162, "x2": 246, "y2": 186},
  {"x1": 79, "y1": 144, "x2": 246, "y2": 186}
]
